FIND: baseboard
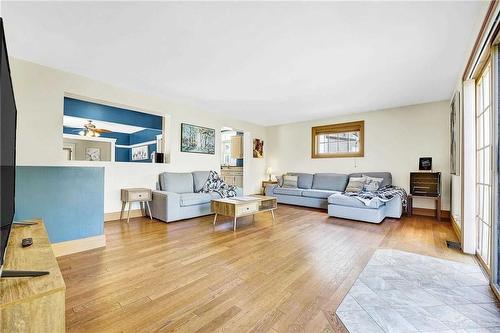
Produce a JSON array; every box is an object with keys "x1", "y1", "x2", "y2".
[
  {"x1": 52, "y1": 234, "x2": 106, "y2": 257},
  {"x1": 104, "y1": 209, "x2": 143, "y2": 222},
  {"x1": 491, "y1": 283, "x2": 500, "y2": 301},
  {"x1": 412, "y1": 207, "x2": 450, "y2": 220},
  {"x1": 450, "y1": 215, "x2": 462, "y2": 240}
]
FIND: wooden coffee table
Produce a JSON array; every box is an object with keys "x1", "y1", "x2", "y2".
[{"x1": 211, "y1": 195, "x2": 277, "y2": 231}]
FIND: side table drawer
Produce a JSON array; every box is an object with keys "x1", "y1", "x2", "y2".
[
  {"x1": 235, "y1": 202, "x2": 258, "y2": 216},
  {"x1": 121, "y1": 189, "x2": 152, "y2": 202}
]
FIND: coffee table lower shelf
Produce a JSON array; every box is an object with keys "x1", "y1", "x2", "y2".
[{"x1": 211, "y1": 195, "x2": 277, "y2": 231}]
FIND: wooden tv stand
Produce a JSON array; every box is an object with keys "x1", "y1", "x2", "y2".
[{"x1": 0, "y1": 219, "x2": 65, "y2": 332}]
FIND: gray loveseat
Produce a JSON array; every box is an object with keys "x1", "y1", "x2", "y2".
[
  {"x1": 265, "y1": 172, "x2": 402, "y2": 223},
  {"x1": 151, "y1": 171, "x2": 242, "y2": 223}
]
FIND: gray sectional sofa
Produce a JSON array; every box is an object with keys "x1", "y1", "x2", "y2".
[
  {"x1": 151, "y1": 171, "x2": 242, "y2": 222},
  {"x1": 265, "y1": 172, "x2": 402, "y2": 223}
]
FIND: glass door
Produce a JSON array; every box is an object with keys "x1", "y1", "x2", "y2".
[{"x1": 476, "y1": 62, "x2": 493, "y2": 271}]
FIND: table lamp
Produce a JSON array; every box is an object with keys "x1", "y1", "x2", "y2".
[{"x1": 266, "y1": 167, "x2": 272, "y2": 181}]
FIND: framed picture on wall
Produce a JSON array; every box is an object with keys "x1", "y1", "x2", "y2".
[
  {"x1": 253, "y1": 138, "x2": 264, "y2": 158},
  {"x1": 180, "y1": 123, "x2": 215, "y2": 154},
  {"x1": 85, "y1": 147, "x2": 101, "y2": 161},
  {"x1": 132, "y1": 145, "x2": 148, "y2": 161}
]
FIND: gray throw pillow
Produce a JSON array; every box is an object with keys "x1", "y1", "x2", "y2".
[
  {"x1": 363, "y1": 175, "x2": 384, "y2": 192},
  {"x1": 345, "y1": 176, "x2": 366, "y2": 193},
  {"x1": 282, "y1": 175, "x2": 298, "y2": 188},
  {"x1": 276, "y1": 175, "x2": 284, "y2": 187}
]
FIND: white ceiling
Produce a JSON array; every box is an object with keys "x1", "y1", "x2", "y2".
[{"x1": 2, "y1": 1, "x2": 487, "y2": 126}]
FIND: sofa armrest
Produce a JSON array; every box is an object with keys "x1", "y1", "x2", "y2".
[
  {"x1": 151, "y1": 190, "x2": 181, "y2": 222},
  {"x1": 385, "y1": 195, "x2": 403, "y2": 218},
  {"x1": 265, "y1": 184, "x2": 279, "y2": 196}
]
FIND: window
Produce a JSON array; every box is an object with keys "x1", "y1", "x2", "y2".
[
  {"x1": 311, "y1": 121, "x2": 364, "y2": 158},
  {"x1": 475, "y1": 61, "x2": 493, "y2": 270}
]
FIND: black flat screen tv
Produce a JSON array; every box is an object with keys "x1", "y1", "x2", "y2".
[{"x1": 0, "y1": 17, "x2": 18, "y2": 275}]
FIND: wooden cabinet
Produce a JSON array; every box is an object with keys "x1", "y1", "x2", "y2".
[
  {"x1": 1, "y1": 219, "x2": 66, "y2": 332},
  {"x1": 221, "y1": 167, "x2": 243, "y2": 187},
  {"x1": 230, "y1": 135, "x2": 243, "y2": 159}
]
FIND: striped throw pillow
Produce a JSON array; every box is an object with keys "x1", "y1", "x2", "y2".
[{"x1": 282, "y1": 175, "x2": 298, "y2": 188}]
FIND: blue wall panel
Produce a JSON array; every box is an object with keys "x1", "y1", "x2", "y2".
[
  {"x1": 129, "y1": 128, "x2": 161, "y2": 145},
  {"x1": 64, "y1": 97, "x2": 162, "y2": 130},
  {"x1": 115, "y1": 147, "x2": 130, "y2": 162},
  {"x1": 14, "y1": 166, "x2": 105, "y2": 243}
]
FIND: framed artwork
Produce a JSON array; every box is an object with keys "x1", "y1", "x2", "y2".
[
  {"x1": 450, "y1": 91, "x2": 460, "y2": 175},
  {"x1": 253, "y1": 138, "x2": 264, "y2": 158},
  {"x1": 85, "y1": 147, "x2": 101, "y2": 161},
  {"x1": 419, "y1": 157, "x2": 432, "y2": 171},
  {"x1": 132, "y1": 145, "x2": 148, "y2": 161},
  {"x1": 180, "y1": 123, "x2": 215, "y2": 154}
]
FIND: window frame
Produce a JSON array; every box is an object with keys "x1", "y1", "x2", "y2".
[{"x1": 311, "y1": 120, "x2": 365, "y2": 158}]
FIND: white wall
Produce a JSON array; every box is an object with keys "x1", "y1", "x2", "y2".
[
  {"x1": 266, "y1": 101, "x2": 451, "y2": 210},
  {"x1": 11, "y1": 58, "x2": 268, "y2": 213}
]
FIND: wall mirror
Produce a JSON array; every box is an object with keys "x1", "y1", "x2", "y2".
[{"x1": 62, "y1": 97, "x2": 165, "y2": 163}]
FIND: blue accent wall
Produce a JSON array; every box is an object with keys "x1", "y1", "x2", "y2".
[
  {"x1": 64, "y1": 97, "x2": 162, "y2": 130},
  {"x1": 14, "y1": 166, "x2": 105, "y2": 243},
  {"x1": 129, "y1": 128, "x2": 161, "y2": 145},
  {"x1": 115, "y1": 147, "x2": 130, "y2": 162}
]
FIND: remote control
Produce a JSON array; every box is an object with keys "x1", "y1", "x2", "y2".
[{"x1": 22, "y1": 238, "x2": 33, "y2": 247}]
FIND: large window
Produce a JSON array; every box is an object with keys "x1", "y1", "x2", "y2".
[
  {"x1": 311, "y1": 121, "x2": 364, "y2": 158},
  {"x1": 476, "y1": 62, "x2": 493, "y2": 270}
]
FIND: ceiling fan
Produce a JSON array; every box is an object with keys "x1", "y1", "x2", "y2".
[{"x1": 77, "y1": 120, "x2": 111, "y2": 137}]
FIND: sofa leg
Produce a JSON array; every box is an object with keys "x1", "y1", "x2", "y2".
[
  {"x1": 213, "y1": 213, "x2": 218, "y2": 225},
  {"x1": 233, "y1": 216, "x2": 237, "y2": 231}
]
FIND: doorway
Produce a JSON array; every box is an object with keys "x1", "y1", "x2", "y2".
[{"x1": 220, "y1": 127, "x2": 244, "y2": 189}]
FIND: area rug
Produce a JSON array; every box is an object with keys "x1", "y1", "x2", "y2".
[{"x1": 336, "y1": 249, "x2": 500, "y2": 333}]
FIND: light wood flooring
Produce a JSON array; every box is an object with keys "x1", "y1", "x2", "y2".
[{"x1": 58, "y1": 204, "x2": 476, "y2": 333}]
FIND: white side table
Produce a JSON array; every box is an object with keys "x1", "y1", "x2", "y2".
[{"x1": 120, "y1": 188, "x2": 152, "y2": 223}]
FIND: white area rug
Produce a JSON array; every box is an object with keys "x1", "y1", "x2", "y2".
[{"x1": 336, "y1": 249, "x2": 500, "y2": 333}]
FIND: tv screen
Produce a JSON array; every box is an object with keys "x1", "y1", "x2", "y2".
[{"x1": 0, "y1": 18, "x2": 17, "y2": 271}]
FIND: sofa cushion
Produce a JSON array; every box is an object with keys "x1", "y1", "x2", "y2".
[
  {"x1": 349, "y1": 172, "x2": 392, "y2": 187},
  {"x1": 328, "y1": 193, "x2": 384, "y2": 209},
  {"x1": 159, "y1": 172, "x2": 194, "y2": 193},
  {"x1": 274, "y1": 187, "x2": 303, "y2": 196},
  {"x1": 179, "y1": 193, "x2": 212, "y2": 207},
  {"x1": 312, "y1": 173, "x2": 349, "y2": 191},
  {"x1": 192, "y1": 171, "x2": 210, "y2": 192},
  {"x1": 302, "y1": 189, "x2": 340, "y2": 199},
  {"x1": 287, "y1": 173, "x2": 314, "y2": 189}
]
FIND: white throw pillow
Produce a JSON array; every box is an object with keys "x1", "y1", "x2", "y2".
[{"x1": 363, "y1": 176, "x2": 384, "y2": 192}]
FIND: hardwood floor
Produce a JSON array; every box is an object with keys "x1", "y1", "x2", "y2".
[{"x1": 58, "y1": 204, "x2": 476, "y2": 333}]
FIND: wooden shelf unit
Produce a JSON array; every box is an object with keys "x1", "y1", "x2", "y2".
[{"x1": 409, "y1": 172, "x2": 442, "y2": 220}]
